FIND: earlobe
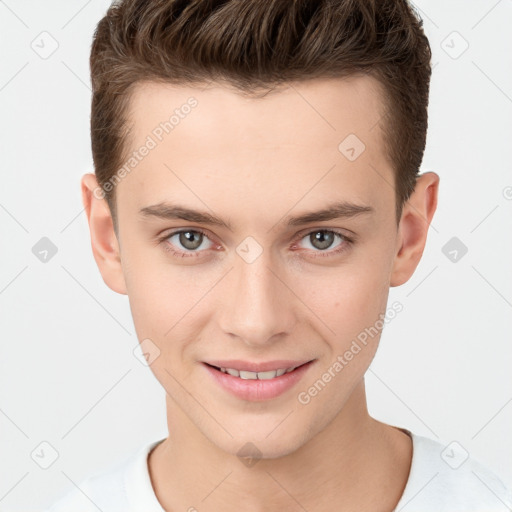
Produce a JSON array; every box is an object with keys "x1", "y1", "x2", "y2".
[
  {"x1": 81, "y1": 173, "x2": 128, "y2": 295},
  {"x1": 390, "y1": 172, "x2": 440, "y2": 287}
]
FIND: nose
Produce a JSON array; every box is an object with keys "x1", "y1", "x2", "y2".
[{"x1": 218, "y1": 247, "x2": 296, "y2": 348}]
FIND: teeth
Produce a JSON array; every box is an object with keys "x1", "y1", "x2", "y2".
[
  {"x1": 255, "y1": 370, "x2": 278, "y2": 380},
  {"x1": 239, "y1": 370, "x2": 258, "y2": 379},
  {"x1": 219, "y1": 366, "x2": 298, "y2": 379}
]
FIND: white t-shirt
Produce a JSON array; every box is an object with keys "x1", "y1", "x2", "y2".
[{"x1": 46, "y1": 431, "x2": 512, "y2": 512}]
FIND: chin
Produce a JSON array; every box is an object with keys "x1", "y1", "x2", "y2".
[{"x1": 206, "y1": 424, "x2": 309, "y2": 462}]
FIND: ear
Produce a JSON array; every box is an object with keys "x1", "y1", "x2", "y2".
[
  {"x1": 390, "y1": 172, "x2": 440, "y2": 287},
  {"x1": 81, "y1": 173, "x2": 127, "y2": 295}
]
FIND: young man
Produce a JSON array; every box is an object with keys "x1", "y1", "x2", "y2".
[{"x1": 47, "y1": 0, "x2": 511, "y2": 510}]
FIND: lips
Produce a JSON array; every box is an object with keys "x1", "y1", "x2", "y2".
[
  {"x1": 202, "y1": 359, "x2": 316, "y2": 401},
  {"x1": 217, "y1": 366, "x2": 294, "y2": 379},
  {"x1": 203, "y1": 359, "x2": 312, "y2": 373}
]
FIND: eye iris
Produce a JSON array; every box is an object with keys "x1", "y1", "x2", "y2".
[
  {"x1": 174, "y1": 231, "x2": 339, "y2": 252},
  {"x1": 311, "y1": 231, "x2": 334, "y2": 250},
  {"x1": 179, "y1": 231, "x2": 203, "y2": 250}
]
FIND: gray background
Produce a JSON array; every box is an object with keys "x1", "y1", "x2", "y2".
[{"x1": 0, "y1": 1, "x2": 511, "y2": 510}]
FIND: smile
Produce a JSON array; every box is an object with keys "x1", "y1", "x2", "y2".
[
  {"x1": 202, "y1": 360, "x2": 315, "y2": 401},
  {"x1": 212, "y1": 364, "x2": 300, "y2": 380}
]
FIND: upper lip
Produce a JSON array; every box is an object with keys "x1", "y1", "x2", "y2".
[{"x1": 203, "y1": 359, "x2": 314, "y2": 373}]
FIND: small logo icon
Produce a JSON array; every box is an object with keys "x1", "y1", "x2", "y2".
[
  {"x1": 502, "y1": 186, "x2": 512, "y2": 201},
  {"x1": 442, "y1": 236, "x2": 468, "y2": 263},
  {"x1": 237, "y1": 442, "x2": 262, "y2": 468},
  {"x1": 133, "y1": 338, "x2": 161, "y2": 366},
  {"x1": 31, "y1": 31, "x2": 59, "y2": 60},
  {"x1": 236, "y1": 236, "x2": 263, "y2": 264},
  {"x1": 32, "y1": 237, "x2": 58, "y2": 263},
  {"x1": 338, "y1": 133, "x2": 366, "y2": 161},
  {"x1": 441, "y1": 441, "x2": 469, "y2": 469},
  {"x1": 31, "y1": 441, "x2": 59, "y2": 469},
  {"x1": 441, "y1": 31, "x2": 469, "y2": 60}
]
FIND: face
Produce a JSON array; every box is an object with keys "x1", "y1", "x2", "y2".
[{"x1": 87, "y1": 76, "x2": 434, "y2": 459}]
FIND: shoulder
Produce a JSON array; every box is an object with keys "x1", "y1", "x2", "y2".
[
  {"x1": 395, "y1": 431, "x2": 512, "y2": 511},
  {"x1": 45, "y1": 438, "x2": 165, "y2": 512}
]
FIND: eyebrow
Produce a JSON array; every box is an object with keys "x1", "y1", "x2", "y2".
[{"x1": 139, "y1": 201, "x2": 375, "y2": 230}]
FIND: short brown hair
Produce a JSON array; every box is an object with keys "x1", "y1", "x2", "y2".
[{"x1": 90, "y1": 0, "x2": 432, "y2": 228}]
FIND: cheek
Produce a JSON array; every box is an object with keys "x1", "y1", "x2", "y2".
[
  {"x1": 121, "y1": 247, "x2": 176, "y2": 341},
  {"x1": 296, "y1": 259, "x2": 391, "y2": 339},
  {"x1": 122, "y1": 238, "x2": 186, "y2": 306},
  {"x1": 122, "y1": 247, "x2": 216, "y2": 360}
]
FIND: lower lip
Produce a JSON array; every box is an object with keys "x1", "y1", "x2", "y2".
[{"x1": 202, "y1": 361, "x2": 315, "y2": 401}]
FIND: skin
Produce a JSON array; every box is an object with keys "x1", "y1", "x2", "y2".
[{"x1": 82, "y1": 75, "x2": 439, "y2": 511}]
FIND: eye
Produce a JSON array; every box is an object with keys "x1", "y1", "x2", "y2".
[
  {"x1": 158, "y1": 227, "x2": 354, "y2": 260},
  {"x1": 293, "y1": 229, "x2": 353, "y2": 258},
  {"x1": 160, "y1": 228, "x2": 214, "y2": 257}
]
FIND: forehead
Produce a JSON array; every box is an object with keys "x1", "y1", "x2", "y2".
[
  {"x1": 117, "y1": 75, "x2": 394, "y2": 225},
  {"x1": 126, "y1": 75, "x2": 386, "y2": 148}
]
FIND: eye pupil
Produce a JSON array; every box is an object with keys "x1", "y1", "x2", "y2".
[
  {"x1": 180, "y1": 231, "x2": 203, "y2": 250},
  {"x1": 310, "y1": 231, "x2": 334, "y2": 250}
]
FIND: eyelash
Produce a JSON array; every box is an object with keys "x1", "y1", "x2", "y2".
[{"x1": 158, "y1": 228, "x2": 354, "y2": 260}]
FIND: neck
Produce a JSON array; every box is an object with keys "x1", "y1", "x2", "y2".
[{"x1": 148, "y1": 380, "x2": 412, "y2": 512}]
